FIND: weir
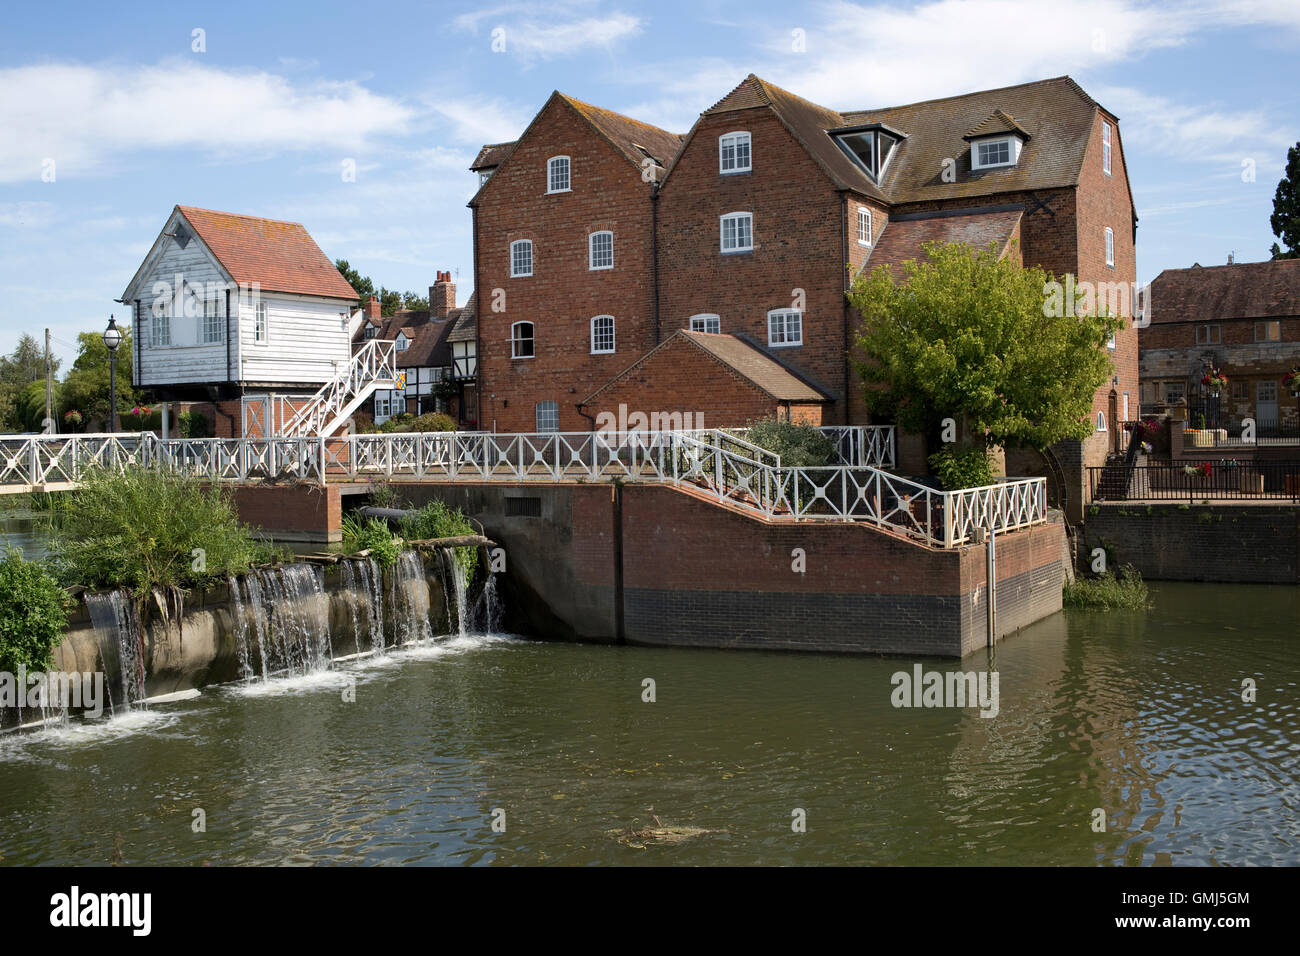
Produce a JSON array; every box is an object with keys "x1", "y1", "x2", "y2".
[{"x1": 11, "y1": 544, "x2": 498, "y2": 728}]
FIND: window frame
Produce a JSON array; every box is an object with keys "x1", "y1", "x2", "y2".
[
  {"x1": 718, "y1": 131, "x2": 752, "y2": 174},
  {"x1": 152, "y1": 300, "x2": 171, "y2": 348},
  {"x1": 254, "y1": 301, "x2": 268, "y2": 345},
  {"x1": 590, "y1": 314, "x2": 615, "y2": 354},
  {"x1": 767, "y1": 308, "x2": 803, "y2": 348},
  {"x1": 689, "y1": 313, "x2": 721, "y2": 334},
  {"x1": 510, "y1": 239, "x2": 533, "y2": 278},
  {"x1": 1255, "y1": 320, "x2": 1280, "y2": 342},
  {"x1": 1102, "y1": 123, "x2": 1112, "y2": 176},
  {"x1": 720, "y1": 212, "x2": 754, "y2": 254},
  {"x1": 857, "y1": 207, "x2": 873, "y2": 246},
  {"x1": 971, "y1": 136, "x2": 1018, "y2": 170},
  {"x1": 511, "y1": 320, "x2": 535, "y2": 359},
  {"x1": 394, "y1": 333, "x2": 409, "y2": 352},
  {"x1": 546, "y1": 155, "x2": 571, "y2": 194},
  {"x1": 535, "y1": 400, "x2": 559, "y2": 433},
  {"x1": 1195, "y1": 323, "x2": 1221, "y2": 345},
  {"x1": 1105, "y1": 227, "x2": 1115, "y2": 268},
  {"x1": 1096, "y1": 411, "x2": 1107, "y2": 432},
  {"x1": 588, "y1": 230, "x2": 614, "y2": 271},
  {"x1": 202, "y1": 298, "x2": 224, "y2": 345}
]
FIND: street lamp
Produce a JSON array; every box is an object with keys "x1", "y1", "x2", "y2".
[{"x1": 102, "y1": 316, "x2": 122, "y2": 432}]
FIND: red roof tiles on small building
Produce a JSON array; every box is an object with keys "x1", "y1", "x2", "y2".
[
  {"x1": 176, "y1": 206, "x2": 357, "y2": 300},
  {"x1": 1146, "y1": 258, "x2": 1300, "y2": 324}
]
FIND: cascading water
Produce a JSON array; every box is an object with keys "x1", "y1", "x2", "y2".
[
  {"x1": 84, "y1": 590, "x2": 143, "y2": 713},
  {"x1": 476, "y1": 571, "x2": 501, "y2": 636},
  {"x1": 227, "y1": 565, "x2": 332, "y2": 680},
  {"x1": 392, "y1": 550, "x2": 434, "y2": 646},
  {"x1": 436, "y1": 548, "x2": 470, "y2": 639}
]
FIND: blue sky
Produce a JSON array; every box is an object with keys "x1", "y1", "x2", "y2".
[{"x1": 2, "y1": 0, "x2": 1298, "y2": 365}]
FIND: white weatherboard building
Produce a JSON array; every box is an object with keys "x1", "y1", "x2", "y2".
[{"x1": 121, "y1": 205, "x2": 394, "y2": 437}]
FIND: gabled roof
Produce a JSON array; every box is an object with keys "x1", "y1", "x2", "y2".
[
  {"x1": 582, "y1": 330, "x2": 831, "y2": 407},
  {"x1": 172, "y1": 206, "x2": 357, "y2": 300},
  {"x1": 446, "y1": 299, "x2": 477, "y2": 343},
  {"x1": 559, "y1": 93, "x2": 683, "y2": 169},
  {"x1": 864, "y1": 206, "x2": 1024, "y2": 277},
  {"x1": 471, "y1": 142, "x2": 517, "y2": 171},
  {"x1": 1146, "y1": 259, "x2": 1300, "y2": 325},
  {"x1": 353, "y1": 301, "x2": 476, "y2": 368},
  {"x1": 843, "y1": 75, "x2": 1102, "y2": 203},
  {"x1": 963, "y1": 108, "x2": 1031, "y2": 141},
  {"x1": 686, "y1": 74, "x2": 885, "y2": 200}
]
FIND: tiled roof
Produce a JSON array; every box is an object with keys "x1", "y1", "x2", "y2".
[
  {"x1": 175, "y1": 206, "x2": 357, "y2": 300},
  {"x1": 865, "y1": 206, "x2": 1024, "y2": 276},
  {"x1": 1146, "y1": 259, "x2": 1300, "y2": 324},
  {"x1": 583, "y1": 330, "x2": 831, "y2": 406},
  {"x1": 559, "y1": 93, "x2": 684, "y2": 169},
  {"x1": 355, "y1": 309, "x2": 458, "y2": 368},
  {"x1": 845, "y1": 75, "x2": 1100, "y2": 203},
  {"x1": 471, "y1": 142, "x2": 517, "y2": 171},
  {"x1": 446, "y1": 300, "x2": 476, "y2": 343},
  {"x1": 963, "y1": 108, "x2": 1030, "y2": 141}
]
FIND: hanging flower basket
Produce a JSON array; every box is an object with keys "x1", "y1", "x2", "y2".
[
  {"x1": 63, "y1": 409, "x2": 83, "y2": 427},
  {"x1": 1283, "y1": 367, "x2": 1300, "y2": 397},
  {"x1": 1201, "y1": 368, "x2": 1228, "y2": 394}
]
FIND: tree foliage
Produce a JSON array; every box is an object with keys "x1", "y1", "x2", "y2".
[
  {"x1": 0, "y1": 334, "x2": 60, "y2": 432},
  {"x1": 335, "y1": 258, "x2": 430, "y2": 316},
  {"x1": 60, "y1": 329, "x2": 141, "y2": 429},
  {"x1": 0, "y1": 549, "x2": 71, "y2": 673},
  {"x1": 849, "y1": 240, "x2": 1122, "y2": 453},
  {"x1": 1271, "y1": 141, "x2": 1300, "y2": 260}
]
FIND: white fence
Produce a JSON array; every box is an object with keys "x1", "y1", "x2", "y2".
[{"x1": 0, "y1": 425, "x2": 1047, "y2": 548}]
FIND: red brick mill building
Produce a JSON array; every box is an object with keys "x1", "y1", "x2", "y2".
[{"x1": 468, "y1": 74, "x2": 1139, "y2": 518}]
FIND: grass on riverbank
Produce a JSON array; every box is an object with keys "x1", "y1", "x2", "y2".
[{"x1": 1063, "y1": 565, "x2": 1150, "y2": 610}]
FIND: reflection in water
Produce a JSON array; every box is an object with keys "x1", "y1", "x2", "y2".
[{"x1": 0, "y1": 583, "x2": 1295, "y2": 866}]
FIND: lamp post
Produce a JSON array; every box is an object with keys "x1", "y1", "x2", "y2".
[{"x1": 102, "y1": 316, "x2": 122, "y2": 432}]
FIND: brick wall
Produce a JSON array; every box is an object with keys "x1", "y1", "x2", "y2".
[
  {"x1": 472, "y1": 96, "x2": 658, "y2": 433},
  {"x1": 657, "y1": 108, "x2": 851, "y2": 420},
  {"x1": 226, "y1": 483, "x2": 341, "y2": 543},
  {"x1": 1082, "y1": 502, "x2": 1300, "y2": 583}
]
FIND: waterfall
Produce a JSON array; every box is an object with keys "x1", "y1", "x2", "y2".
[
  {"x1": 226, "y1": 565, "x2": 332, "y2": 681},
  {"x1": 84, "y1": 590, "x2": 144, "y2": 712},
  {"x1": 476, "y1": 571, "x2": 501, "y2": 636},
  {"x1": 437, "y1": 548, "x2": 470, "y2": 639},
  {"x1": 339, "y1": 560, "x2": 365, "y2": 656},
  {"x1": 392, "y1": 550, "x2": 434, "y2": 645}
]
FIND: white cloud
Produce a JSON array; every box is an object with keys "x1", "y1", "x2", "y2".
[
  {"x1": 453, "y1": 2, "x2": 642, "y2": 64},
  {"x1": 0, "y1": 60, "x2": 415, "y2": 183}
]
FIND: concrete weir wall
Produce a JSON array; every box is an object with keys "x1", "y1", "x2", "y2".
[
  {"x1": 396, "y1": 482, "x2": 1066, "y2": 657},
  {"x1": 45, "y1": 556, "x2": 448, "y2": 708}
]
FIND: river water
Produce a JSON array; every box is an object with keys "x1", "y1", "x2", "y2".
[{"x1": 0, "y1": 583, "x2": 1296, "y2": 866}]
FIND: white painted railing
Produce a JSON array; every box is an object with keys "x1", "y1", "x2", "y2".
[
  {"x1": 0, "y1": 425, "x2": 1044, "y2": 547},
  {"x1": 278, "y1": 339, "x2": 399, "y2": 438}
]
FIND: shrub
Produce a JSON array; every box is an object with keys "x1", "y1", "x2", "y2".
[
  {"x1": 740, "y1": 417, "x2": 835, "y2": 467},
  {"x1": 0, "y1": 548, "x2": 72, "y2": 673},
  {"x1": 1063, "y1": 564, "x2": 1150, "y2": 610},
  {"x1": 50, "y1": 467, "x2": 263, "y2": 592},
  {"x1": 378, "y1": 412, "x2": 414, "y2": 433},
  {"x1": 341, "y1": 514, "x2": 400, "y2": 569},
  {"x1": 397, "y1": 500, "x2": 477, "y2": 583},
  {"x1": 407, "y1": 412, "x2": 456, "y2": 433},
  {"x1": 178, "y1": 409, "x2": 212, "y2": 438},
  {"x1": 928, "y1": 445, "x2": 994, "y2": 490}
]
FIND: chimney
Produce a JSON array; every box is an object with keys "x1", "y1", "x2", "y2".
[
  {"x1": 431, "y1": 270, "x2": 456, "y2": 319},
  {"x1": 365, "y1": 294, "x2": 381, "y2": 320}
]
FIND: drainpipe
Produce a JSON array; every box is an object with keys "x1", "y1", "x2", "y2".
[
  {"x1": 576, "y1": 402, "x2": 597, "y2": 433},
  {"x1": 840, "y1": 192, "x2": 851, "y2": 426},
  {"x1": 225, "y1": 287, "x2": 232, "y2": 383},
  {"x1": 651, "y1": 179, "x2": 661, "y2": 346}
]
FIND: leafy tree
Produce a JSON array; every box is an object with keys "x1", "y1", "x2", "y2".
[
  {"x1": 849, "y1": 240, "x2": 1122, "y2": 464},
  {"x1": 0, "y1": 333, "x2": 59, "y2": 386},
  {"x1": 1270, "y1": 140, "x2": 1300, "y2": 260},
  {"x1": 335, "y1": 258, "x2": 430, "y2": 316},
  {"x1": 60, "y1": 328, "x2": 141, "y2": 429},
  {"x1": 0, "y1": 548, "x2": 71, "y2": 673}
]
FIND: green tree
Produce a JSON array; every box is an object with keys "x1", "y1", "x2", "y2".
[
  {"x1": 60, "y1": 328, "x2": 141, "y2": 429},
  {"x1": 0, "y1": 333, "x2": 61, "y2": 432},
  {"x1": 335, "y1": 258, "x2": 430, "y2": 316},
  {"x1": 1270, "y1": 141, "x2": 1300, "y2": 260},
  {"x1": 849, "y1": 240, "x2": 1122, "y2": 463}
]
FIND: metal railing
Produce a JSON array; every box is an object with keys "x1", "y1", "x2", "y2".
[
  {"x1": 1090, "y1": 461, "x2": 1300, "y2": 501},
  {"x1": 278, "y1": 338, "x2": 398, "y2": 438},
  {"x1": 0, "y1": 425, "x2": 1047, "y2": 547}
]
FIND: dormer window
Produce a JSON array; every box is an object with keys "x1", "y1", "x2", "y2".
[
  {"x1": 970, "y1": 136, "x2": 1021, "y2": 170},
  {"x1": 964, "y1": 110, "x2": 1030, "y2": 172},
  {"x1": 830, "y1": 124, "x2": 904, "y2": 182},
  {"x1": 395, "y1": 333, "x2": 409, "y2": 352},
  {"x1": 478, "y1": 169, "x2": 493, "y2": 187}
]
